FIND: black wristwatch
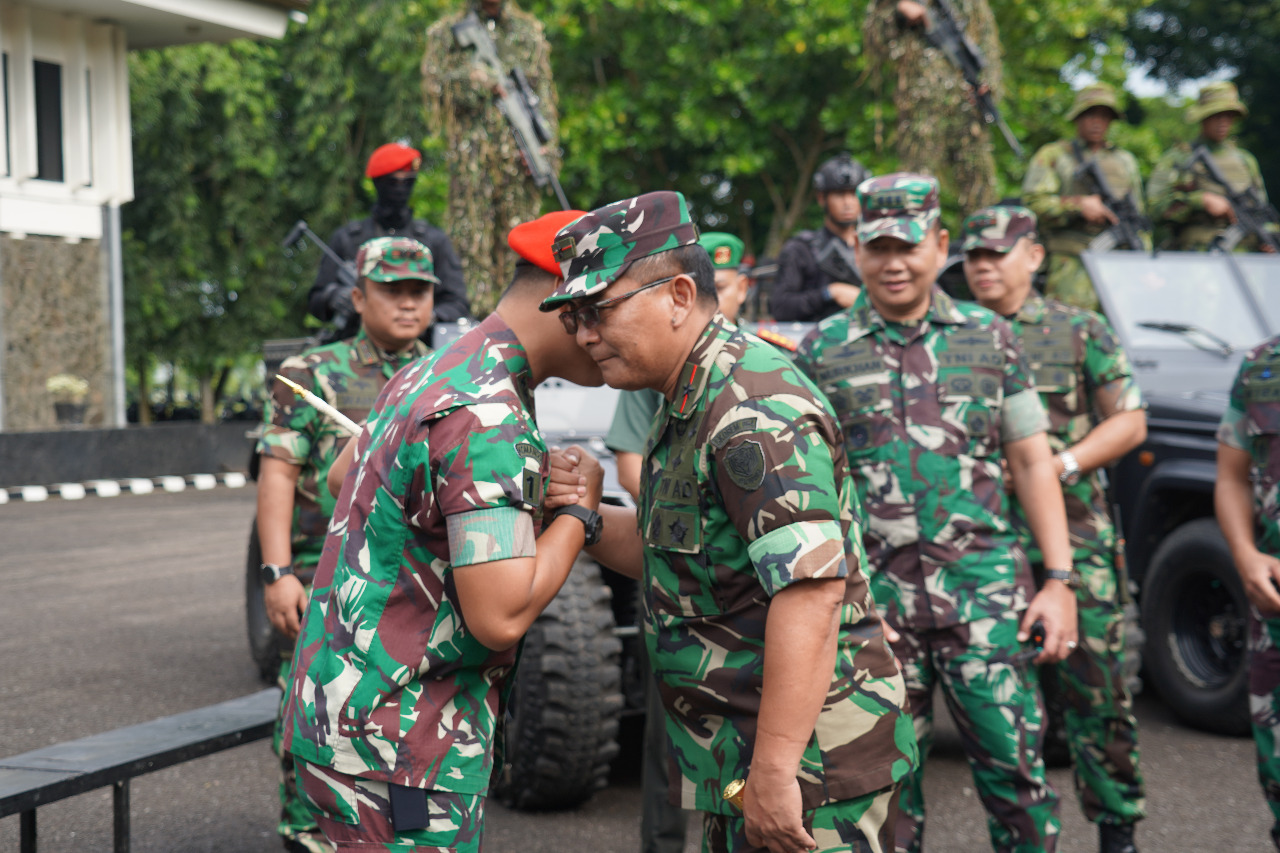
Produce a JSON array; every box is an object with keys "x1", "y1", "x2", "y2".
[
  {"x1": 553, "y1": 505, "x2": 603, "y2": 546},
  {"x1": 260, "y1": 562, "x2": 294, "y2": 585},
  {"x1": 1044, "y1": 567, "x2": 1082, "y2": 591}
]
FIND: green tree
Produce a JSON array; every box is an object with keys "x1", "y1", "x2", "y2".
[{"x1": 1126, "y1": 0, "x2": 1280, "y2": 192}]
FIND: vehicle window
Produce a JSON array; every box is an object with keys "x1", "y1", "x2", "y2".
[
  {"x1": 1230, "y1": 255, "x2": 1280, "y2": 335},
  {"x1": 1086, "y1": 252, "x2": 1268, "y2": 353}
]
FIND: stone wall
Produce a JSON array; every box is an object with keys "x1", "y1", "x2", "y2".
[{"x1": 1, "y1": 234, "x2": 109, "y2": 431}]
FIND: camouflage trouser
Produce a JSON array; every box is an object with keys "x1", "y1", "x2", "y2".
[
  {"x1": 641, "y1": 640, "x2": 688, "y2": 853},
  {"x1": 295, "y1": 759, "x2": 485, "y2": 853},
  {"x1": 702, "y1": 784, "x2": 900, "y2": 853},
  {"x1": 892, "y1": 614, "x2": 1060, "y2": 853},
  {"x1": 1248, "y1": 605, "x2": 1280, "y2": 849},
  {"x1": 1043, "y1": 254, "x2": 1099, "y2": 313},
  {"x1": 275, "y1": 615, "x2": 332, "y2": 853},
  {"x1": 1036, "y1": 556, "x2": 1145, "y2": 825},
  {"x1": 444, "y1": 152, "x2": 544, "y2": 318}
]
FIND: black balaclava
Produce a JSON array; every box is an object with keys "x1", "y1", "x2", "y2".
[{"x1": 371, "y1": 173, "x2": 417, "y2": 230}]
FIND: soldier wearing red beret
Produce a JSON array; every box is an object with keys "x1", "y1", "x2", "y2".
[{"x1": 308, "y1": 142, "x2": 473, "y2": 339}]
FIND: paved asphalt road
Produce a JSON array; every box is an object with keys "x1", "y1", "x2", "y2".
[{"x1": 0, "y1": 487, "x2": 1273, "y2": 852}]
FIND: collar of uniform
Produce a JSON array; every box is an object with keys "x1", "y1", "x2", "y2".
[
  {"x1": 351, "y1": 328, "x2": 429, "y2": 371},
  {"x1": 668, "y1": 313, "x2": 733, "y2": 421},
  {"x1": 1013, "y1": 291, "x2": 1048, "y2": 324},
  {"x1": 1198, "y1": 138, "x2": 1235, "y2": 153},
  {"x1": 926, "y1": 286, "x2": 968, "y2": 325}
]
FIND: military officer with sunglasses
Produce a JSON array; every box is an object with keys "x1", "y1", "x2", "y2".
[{"x1": 545, "y1": 191, "x2": 917, "y2": 853}]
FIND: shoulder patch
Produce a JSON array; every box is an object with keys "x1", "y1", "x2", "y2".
[
  {"x1": 515, "y1": 441, "x2": 543, "y2": 461},
  {"x1": 723, "y1": 440, "x2": 766, "y2": 491},
  {"x1": 710, "y1": 417, "x2": 757, "y2": 449}
]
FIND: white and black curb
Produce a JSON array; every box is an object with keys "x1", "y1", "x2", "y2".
[{"x1": 1, "y1": 472, "x2": 249, "y2": 504}]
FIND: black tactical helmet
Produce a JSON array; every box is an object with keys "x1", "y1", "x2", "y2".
[{"x1": 813, "y1": 153, "x2": 870, "y2": 193}]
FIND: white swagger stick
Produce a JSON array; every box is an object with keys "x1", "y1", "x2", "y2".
[{"x1": 275, "y1": 374, "x2": 362, "y2": 437}]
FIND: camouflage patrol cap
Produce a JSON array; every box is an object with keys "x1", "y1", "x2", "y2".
[
  {"x1": 960, "y1": 205, "x2": 1039, "y2": 253},
  {"x1": 356, "y1": 236, "x2": 439, "y2": 284},
  {"x1": 539, "y1": 191, "x2": 700, "y2": 311},
  {"x1": 1066, "y1": 83, "x2": 1121, "y2": 121},
  {"x1": 1187, "y1": 81, "x2": 1248, "y2": 124},
  {"x1": 856, "y1": 173, "x2": 941, "y2": 245},
  {"x1": 698, "y1": 232, "x2": 745, "y2": 269}
]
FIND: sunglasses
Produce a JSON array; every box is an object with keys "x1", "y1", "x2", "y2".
[{"x1": 558, "y1": 275, "x2": 677, "y2": 335}]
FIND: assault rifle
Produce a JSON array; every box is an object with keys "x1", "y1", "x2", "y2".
[
  {"x1": 282, "y1": 220, "x2": 358, "y2": 344},
  {"x1": 1183, "y1": 144, "x2": 1280, "y2": 253},
  {"x1": 452, "y1": 12, "x2": 570, "y2": 210},
  {"x1": 921, "y1": 0, "x2": 1024, "y2": 158},
  {"x1": 1072, "y1": 143, "x2": 1148, "y2": 252}
]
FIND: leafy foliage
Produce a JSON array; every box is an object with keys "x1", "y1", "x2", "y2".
[
  {"x1": 124, "y1": 0, "x2": 1153, "y2": 417},
  {"x1": 1126, "y1": 0, "x2": 1280, "y2": 192}
]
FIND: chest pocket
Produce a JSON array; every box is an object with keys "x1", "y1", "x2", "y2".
[
  {"x1": 1023, "y1": 322, "x2": 1085, "y2": 436},
  {"x1": 1243, "y1": 362, "x2": 1280, "y2": 478},
  {"x1": 938, "y1": 368, "x2": 1003, "y2": 458},
  {"x1": 828, "y1": 380, "x2": 892, "y2": 457},
  {"x1": 644, "y1": 417, "x2": 704, "y2": 555},
  {"x1": 815, "y1": 340, "x2": 891, "y2": 457},
  {"x1": 332, "y1": 374, "x2": 384, "y2": 423}
]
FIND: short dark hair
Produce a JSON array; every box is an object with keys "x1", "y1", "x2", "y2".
[
  {"x1": 500, "y1": 263, "x2": 558, "y2": 299},
  {"x1": 628, "y1": 245, "x2": 717, "y2": 306}
]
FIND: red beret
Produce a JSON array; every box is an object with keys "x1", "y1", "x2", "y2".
[
  {"x1": 508, "y1": 210, "x2": 588, "y2": 277},
  {"x1": 366, "y1": 143, "x2": 422, "y2": 178}
]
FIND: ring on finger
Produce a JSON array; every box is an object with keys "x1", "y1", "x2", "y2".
[{"x1": 1065, "y1": 640, "x2": 1078, "y2": 650}]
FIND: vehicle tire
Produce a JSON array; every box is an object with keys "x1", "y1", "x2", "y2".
[
  {"x1": 1140, "y1": 518, "x2": 1250, "y2": 736},
  {"x1": 244, "y1": 516, "x2": 286, "y2": 684},
  {"x1": 496, "y1": 558, "x2": 624, "y2": 810}
]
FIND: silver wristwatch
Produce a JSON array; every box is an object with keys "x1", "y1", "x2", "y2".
[{"x1": 1058, "y1": 450, "x2": 1081, "y2": 486}]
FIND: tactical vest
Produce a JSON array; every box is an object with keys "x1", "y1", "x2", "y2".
[
  {"x1": 1016, "y1": 307, "x2": 1090, "y2": 448},
  {"x1": 1179, "y1": 145, "x2": 1257, "y2": 248},
  {"x1": 1050, "y1": 144, "x2": 1136, "y2": 255},
  {"x1": 796, "y1": 229, "x2": 859, "y2": 284}
]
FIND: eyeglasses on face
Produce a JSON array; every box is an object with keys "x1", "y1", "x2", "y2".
[{"x1": 558, "y1": 275, "x2": 678, "y2": 335}]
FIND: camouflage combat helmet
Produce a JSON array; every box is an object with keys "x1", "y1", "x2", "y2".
[
  {"x1": 1066, "y1": 83, "x2": 1121, "y2": 122},
  {"x1": 1186, "y1": 81, "x2": 1248, "y2": 124},
  {"x1": 540, "y1": 191, "x2": 699, "y2": 310},
  {"x1": 813, "y1": 153, "x2": 871, "y2": 193},
  {"x1": 960, "y1": 205, "x2": 1039, "y2": 253},
  {"x1": 356, "y1": 236, "x2": 439, "y2": 284},
  {"x1": 856, "y1": 173, "x2": 941, "y2": 245}
]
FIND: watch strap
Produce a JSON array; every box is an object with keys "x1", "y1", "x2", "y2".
[
  {"x1": 552, "y1": 504, "x2": 602, "y2": 546},
  {"x1": 1044, "y1": 567, "x2": 1081, "y2": 590},
  {"x1": 260, "y1": 562, "x2": 294, "y2": 584}
]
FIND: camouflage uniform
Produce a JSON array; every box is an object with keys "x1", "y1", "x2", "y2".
[
  {"x1": 423, "y1": 2, "x2": 560, "y2": 316},
  {"x1": 1148, "y1": 139, "x2": 1271, "y2": 251},
  {"x1": 794, "y1": 175, "x2": 1060, "y2": 853},
  {"x1": 543, "y1": 192, "x2": 919, "y2": 853},
  {"x1": 260, "y1": 239, "x2": 434, "y2": 853},
  {"x1": 281, "y1": 312, "x2": 547, "y2": 852},
  {"x1": 1148, "y1": 81, "x2": 1273, "y2": 252},
  {"x1": 1022, "y1": 91, "x2": 1147, "y2": 312},
  {"x1": 1002, "y1": 293, "x2": 1146, "y2": 825},
  {"x1": 1217, "y1": 336, "x2": 1280, "y2": 848},
  {"x1": 863, "y1": 0, "x2": 1000, "y2": 212},
  {"x1": 797, "y1": 286, "x2": 1059, "y2": 853}
]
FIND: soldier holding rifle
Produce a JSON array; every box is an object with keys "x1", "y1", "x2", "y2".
[
  {"x1": 1148, "y1": 81, "x2": 1279, "y2": 253},
  {"x1": 423, "y1": 0, "x2": 562, "y2": 315},
  {"x1": 1022, "y1": 83, "x2": 1149, "y2": 312},
  {"x1": 864, "y1": 0, "x2": 1010, "y2": 211}
]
